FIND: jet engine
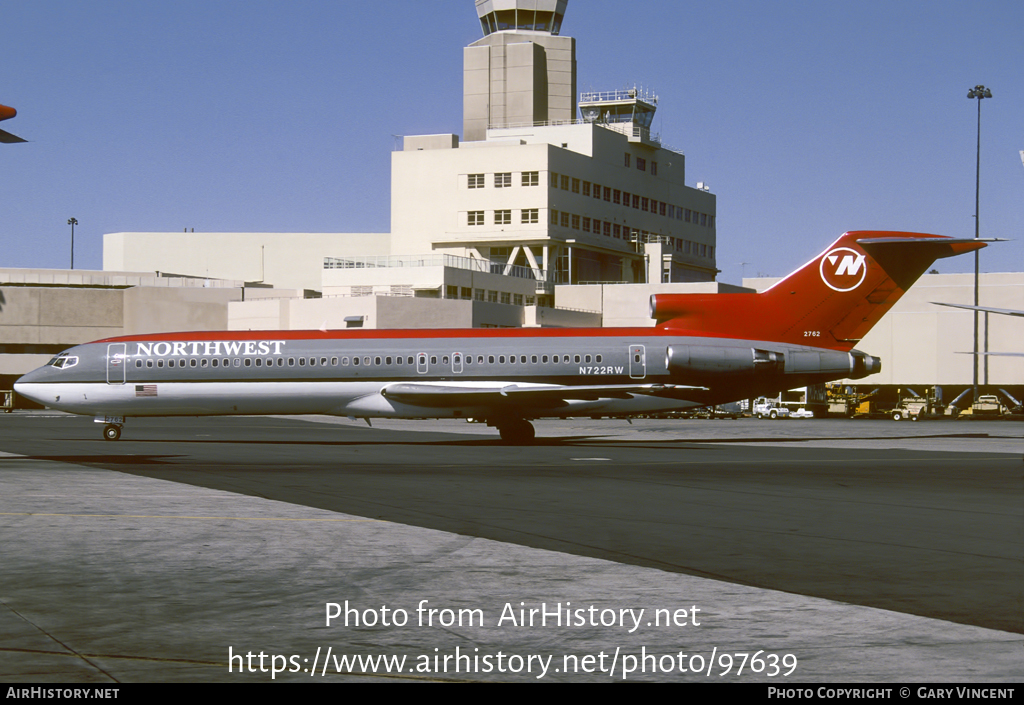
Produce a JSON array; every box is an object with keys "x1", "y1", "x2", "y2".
[
  {"x1": 665, "y1": 345, "x2": 784, "y2": 384},
  {"x1": 665, "y1": 344, "x2": 880, "y2": 384}
]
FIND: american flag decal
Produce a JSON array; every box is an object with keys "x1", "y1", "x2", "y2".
[{"x1": 135, "y1": 384, "x2": 158, "y2": 397}]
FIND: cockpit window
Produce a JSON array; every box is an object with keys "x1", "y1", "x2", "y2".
[{"x1": 48, "y1": 353, "x2": 78, "y2": 369}]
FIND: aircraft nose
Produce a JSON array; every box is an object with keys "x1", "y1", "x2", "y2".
[{"x1": 13, "y1": 366, "x2": 49, "y2": 404}]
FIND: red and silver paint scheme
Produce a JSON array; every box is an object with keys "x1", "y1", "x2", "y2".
[{"x1": 15, "y1": 232, "x2": 987, "y2": 442}]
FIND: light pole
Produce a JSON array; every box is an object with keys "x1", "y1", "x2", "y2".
[
  {"x1": 966, "y1": 85, "x2": 991, "y2": 405},
  {"x1": 67, "y1": 218, "x2": 78, "y2": 269}
]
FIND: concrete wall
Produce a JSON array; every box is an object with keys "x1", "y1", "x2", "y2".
[
  {"x1": 0, "y1": 278, "x2": 244, "y2": 376},
  {"x1": 104, "y1": 232, "x2": 391, "y2": 291},
  {"x1": 228, "y1": 295, "x2": 528, "y2": 330}
]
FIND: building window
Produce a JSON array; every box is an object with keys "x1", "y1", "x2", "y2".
[
  {"x1": 551, "y1": 209, "x2": 559, "y2": 225},
  {"x1": 474, "y1": 288, "x2": 485, "y2": 301},
  {"x1": 613, "y1": 224, "x2": 622, "y2": 238},
  {"x1": 523, "y1": 171, "x2": 539, "y2": 186},
  {"x1": 468, "y1": 211, "x2": 484, "y2": 226},
  {"x1": 701, "y1": 213, "x2": 708, "y2": 226},
  {"x1": 685, "y1": 209, "x2": 692, "y2": 222},
  {"x1": 488, "y1": 290, "x2": 498, "y2": 303},
  {"x1": 560, "y1": 212, "x2": 569, "y2": 227},
  {"x1": 660, "y1": 202, "x2": 667, "y2": 216},
  {"x1": 513, "y1": 293, "x2": 523, "y2": 306},
  {"x1": 571, "y1": 178, "x2": 580, "y2": 193},
  {"x1": 495, "y1": 172, "x2": 511, "y2": 188},
  {"x1": 624, "y1": 153, "x2": 631, "y2": 168},
  {"x1": 495, "y1": 210, "x2": 511, "y2": 225},
  {"x1": 560, "y1": 175, "x2": 569, "y2": 190},
  {"x1": 551, "y1": 172, "x2": 559, "y2": 187},
  {"x1": 632, "y1": 194, "x2": 640, "y2": 209},
  {"x1": 582, "y1": 217, "x2": 591, "y2": 232},
  {"x1": 461, "y1": 287, "x2": 472, "y2": 300},
  {"x1": 468, "y1": 173, "x2": 485, "y2": 189},
  {"x1": 582, "y1": 181, "x2": 591, "y2": 197},
  {"x1": 709, "y1": 215, "x2": 715, "y2": 228},
  {"x1": 522, "y1": 208, "x2": 539, "y2": 224},
  {"x1": 603, "y1": 186, "x2": 611, "y2": 201},
  {"x1": 446, "y1": 285, "x2": 458, "y2": 299},
  {"x1": 651, "y1": 161, "x2": 658, "y2": 176},
  {"x1": 637, "y1": 157, "x2": 646, "y2": 172},
  {"x1": 500, "y1": 292, "x2": 511, "y2": 304},
  {"x1": 613, "y1": 189, "x2": 621, "y2": 204},
  {"x1": 571, "y1": 214, "x2": 580, "y2": 230},
  {"x1": 603, "y1": 221, "x2": 612, "y2": 237},
  {"x1": 641, "y1": 197, "x2": 649, "y2": 212}
]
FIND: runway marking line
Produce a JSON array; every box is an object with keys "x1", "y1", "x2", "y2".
[{"x1": 0, "y1": 512, "x2": 381, "y2": 523}]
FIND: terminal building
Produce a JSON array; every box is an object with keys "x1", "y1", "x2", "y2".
[{"x1": 104, "y1": 0, "x2": 720, "y2": 321}]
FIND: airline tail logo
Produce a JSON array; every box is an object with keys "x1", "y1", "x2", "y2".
[{"x1": 820, "y1": 247, "x2": 867, "y2": 292}]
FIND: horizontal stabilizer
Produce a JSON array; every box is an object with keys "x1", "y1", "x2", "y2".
[{"x1": 933, "y1": 302, "x2": 1024, "y2": 317}]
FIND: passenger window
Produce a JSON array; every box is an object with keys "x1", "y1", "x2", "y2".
[
  {"x1": 223, "y1": 358, "x2": 230, "y2": 367},
  {"x1": 211, "y1": 359, "x2": 218, "y2": 368},
  {"x1": 520, "y1": 355, "x2": 526, "y2": 364},
  {"x1": 190, "y1": 359, "x2": 198, "y2": 367},
  {"x1": 596, "y1": 355, "x2": 602, "y2": 363},
  {"x1": 244, "y1": 358, "x2": 251, "y2": 367},
  {"x1": 342, "y1": 357, "x2": 349, "y2": 366},
  {"x1": 386, "y1": 356, "x2": 392, "y2": 365},
  {"x1": 585, "y1": 355, "x2": 591, "y2": 363},
  {"x1": 407, "y1": 356, "x2": 414, "y2": 365},
  {"x1": 277, "y1": 358, "x2": 284, "y2": 366},
  {"x1": 488, "y1": 355, "x2": 495, "y2": 364},
  {"x1": 542, "y1": 355, "x2": 548, "y2": 363},
  {"x1": 375, "y1": 356, "x2": 382, "y2": 365},
  {"x1": 332, "y1": 357, "x2": 338, "y2": 366},
  {"x1": 146, "y1": 360, "x2": 153, "y2": 368},
  {"x1": 321, "y1": 357, "x2": 328, "y2": 366},
  {"x1": 136, "y1": 360, "x2": 142, "y2": 368},
  {"x1": 499, "y1": 356, "x2": 506, "y2": 363},
  {"x1": 353, "y1": 357, "x2": 360, "y2": 366},
  {"x1": 233, "y1": 359, "x2": 241, "y2": 367},
  {"x1": 430, "y1": 356, "x2": 437, "y2": 365},
  {"x1": 254, "y1": 358, "x2": 261, "y2": 367},
  {"x1": 299, "y1": 358, "x2": 305, "y2": 366},
  {"x1": 201, "y1": 359, "x2": 209, "y2": 368},
  {"x1": 364, "y1": 356, "x2": 371, "y2": 366}
]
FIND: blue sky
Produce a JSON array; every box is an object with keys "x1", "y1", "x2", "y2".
[{"x1": 2, "y1": 0, "x2": 1021, "y2": 284}]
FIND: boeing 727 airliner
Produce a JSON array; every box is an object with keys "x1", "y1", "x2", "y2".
[{"x1": 14, "y1": 231, "x2": 987, "y2": 442}]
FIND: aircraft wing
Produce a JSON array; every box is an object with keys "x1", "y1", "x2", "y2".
[
  {"x1": 0, "y1": 127, "x2": 27, "y2": 143},
  {"x1": 381, "y1": 382, "x2": 707, "y2": 409},
  {"x1": 933, "y1": 302, "x2": 1024, "y2": 317}
]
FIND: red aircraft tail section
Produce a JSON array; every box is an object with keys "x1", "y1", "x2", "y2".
[{"x1": 651, "y1": 231, "x2": 987, "y2": 351}]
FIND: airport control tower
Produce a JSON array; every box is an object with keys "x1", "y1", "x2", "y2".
[{"x1": 464, "y1": 0, "x2": 576, "y2": 142}]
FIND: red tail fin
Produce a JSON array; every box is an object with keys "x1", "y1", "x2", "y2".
[{"x1": 652, "y1": 231, "x2": 986, "y2": 351}]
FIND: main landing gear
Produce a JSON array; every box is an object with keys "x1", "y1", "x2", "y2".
[
  {"x1": 495, "y1": 419, "x2": 536, "y2": 444},
  {"x1": 102, "y1": 423, "x2": 122, "y2": 441}
]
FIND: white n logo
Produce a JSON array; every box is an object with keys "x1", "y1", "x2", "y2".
[
  {"x1": 820, "y1": 247, "x2": 868, "y2": 292},
  {"x1": 834, "y1": 254, "x2": 865, "y2": 276}
]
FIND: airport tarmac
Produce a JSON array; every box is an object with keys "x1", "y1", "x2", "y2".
[{"x1": 1, "y1": 412, "x2": 1020, "y2": 683}]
